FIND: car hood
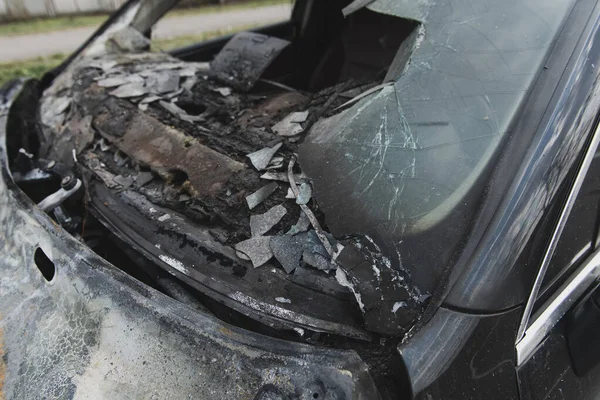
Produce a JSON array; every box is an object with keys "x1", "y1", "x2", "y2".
[{"x1": 0, "y1": 80, "x2": 380, "y2": 399}]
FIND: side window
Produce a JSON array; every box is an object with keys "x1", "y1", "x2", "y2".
[{"x1": 535, "y1": 152, "x2": 600, "y2": 306}]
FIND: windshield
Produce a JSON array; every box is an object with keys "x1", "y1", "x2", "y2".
[{"x1": 299, "y1": 0, "x2": 577, "y2": 295}]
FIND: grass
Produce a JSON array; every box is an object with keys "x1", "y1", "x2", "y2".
[
  {"x1": 0, "y1": 0, "x2": 289, "y2": 37},
  {"x1": 0, "y1": 54, "x2": 66, "y2": 86},
  {"x1": 0, "y1": 22, "x2": 265, "y2": 86},
  {"x1": 0, "y1": 15, "x2": 108, "y2": 36}
]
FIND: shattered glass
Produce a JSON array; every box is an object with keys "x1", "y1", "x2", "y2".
[
  {"x1": 246, "y1": 183, "x2": 278, "y2": 209},
  {"x1": 247, "y1": 143, "x2": 283, "y2": 171},
  {"x1": 300, "y1": 0, "x2": 576, "y2": 293}
]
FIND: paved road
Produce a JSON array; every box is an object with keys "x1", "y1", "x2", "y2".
[{"x1": 0, "y1": 4, "x2": 291, "y2": 62}]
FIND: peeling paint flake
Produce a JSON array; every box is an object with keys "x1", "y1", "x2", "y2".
[
  {"x1": 109, "y1": 82, "x2": 148, "y2": 98},
  {"x1": 235, "y1": 237, "x2": 273, "y2": 268},
  {"x1": 146, "y1": 70, "x2": 180, "y2": 94},
  {"x1": 246, "y1": 183, "x2": 278, "y2": 210},
  {"x1": 272, "y1": 111, "x2": 309, "y2": 137},
  {"x1": 97, "y1": 75, "x2": 144, "y2": 88},
  {"x1": 260, "y1": 171, "x2": 306, "y2": 183},
  {"x1": 270, "y1": 230, "x2": 333, "y2": 274},
  {"x1": 250, "y1": 204, "x2": 287, "y2": 237},
  {"x1": 247, "y1": 143, "x2": 283, "y2": 171}
]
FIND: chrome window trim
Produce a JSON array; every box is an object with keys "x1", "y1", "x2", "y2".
[
  {"x1": 539, "y1": 242, "x2": 592, "y2": 299},
  {"x1": 515, "y1": 120, "x2": 600, "y2": 366},
  {"x1": 516, "y1": 247, "x2": 600, "y2": 365}
]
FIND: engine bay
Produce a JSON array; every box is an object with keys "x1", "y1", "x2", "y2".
[{"x1": 7, "y1": 2, "x2": 427, "y2": 344}]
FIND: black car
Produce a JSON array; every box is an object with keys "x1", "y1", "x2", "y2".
[{"x1": 1, "y1": 0, "x2": 600, "y2": 398}]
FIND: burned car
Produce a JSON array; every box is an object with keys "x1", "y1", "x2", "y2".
[{"x1": 3, "y1": 0, "x2": 600, "y2": 398}]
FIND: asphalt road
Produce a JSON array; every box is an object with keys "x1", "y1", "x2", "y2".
[{"x1": 0, "y1": 4, "x2": 291, "y2": 63}]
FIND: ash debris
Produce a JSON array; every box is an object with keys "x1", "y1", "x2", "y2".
[{"x1": 35, "y1": 29, "x2": 425, "y2": 335}]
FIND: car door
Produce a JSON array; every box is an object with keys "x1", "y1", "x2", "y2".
[{"x1": 516, "y1": 122, "x2": 600, "y2": 399}]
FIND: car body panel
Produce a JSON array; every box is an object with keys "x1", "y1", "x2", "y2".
[
  {"x1": 444, "y1": 0, "x2": 600, "y2": 310},
  {"x1": 403, "y1": 307, "x2": 522, "y2": 399},
  {"x1": 0, "y1": 81, "x2": 380, "y2": 400},
  {"x1": 518, "y1": 328, "x2": 600, "y2": 400}
]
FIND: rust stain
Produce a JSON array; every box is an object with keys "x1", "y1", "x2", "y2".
[{"x1": 93, "y1": 108, "x2": 245, "y2": 198}]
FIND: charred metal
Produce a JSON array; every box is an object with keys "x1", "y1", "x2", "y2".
[
  {"x1": 5, "y1": 7, "x2": 428, "y2": 399},
  {"x1": 9, "y1": 0, "x2": 425, "y2": 343}
]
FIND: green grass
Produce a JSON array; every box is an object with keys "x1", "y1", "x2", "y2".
[
  {"x1": 0, "y1": 15, "x2": 109, "y2": 36},
  {"x1": 0, "y1": 22, "x2": 266, "y2": 86},
  {"x1": 0, "y1": 0, "x2": 289, "y2": 37},
  {"x1": 0, "y1": 54, "x2": 66, "y2": 86}
]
